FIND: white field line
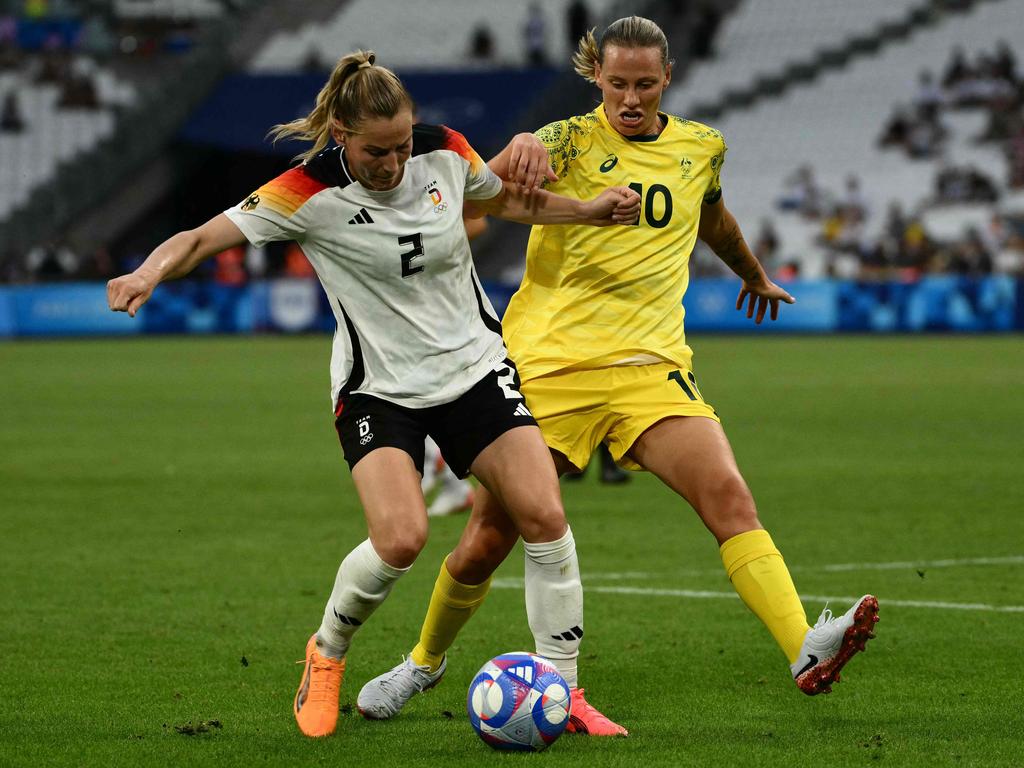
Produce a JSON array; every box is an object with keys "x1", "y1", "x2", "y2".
[
  {"x1": 490, "y1": 580, "x2": 1024, "y2": 613},
  {"x1": 576, "y1": 556, "x2": 1024, "y2": 581}
]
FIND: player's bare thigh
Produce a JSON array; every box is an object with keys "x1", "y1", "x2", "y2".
[
  {"x1": 447, "y1": 442, "x2": 574, "y2": 584},
  {"x1": 351, "y1": 447, "x2": 429, "y2": 568},
  {"x1": 627, "y1": 416, "x2": 762, "y2": 544}
]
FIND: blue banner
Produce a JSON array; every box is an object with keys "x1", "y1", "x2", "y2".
[
  {"x1": 0, "y1": 287, "x2": 14, "y2": 338},
  {"x1": 10, "y1": 284, "x2": 140, "y2": 336},
  {"x1": 0, "y1": 278, "x2": 1020, "y2": 338},
  {"x1": 686, "y1": 279, "x2": 838, "y2": 332},
  {"x1": 181, "y1": 69, "x2": 561, "y2": 157}
]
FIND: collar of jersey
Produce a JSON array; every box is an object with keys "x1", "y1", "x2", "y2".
[
  {"x1": 597, "y1": 104, "x2": 670, "y2": 143},
  {"x1": 338, "y1": 147, "x2": 407, "y2": 196}
]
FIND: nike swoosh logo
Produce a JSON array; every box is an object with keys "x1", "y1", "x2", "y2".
[
  {"x1": 296, "y1": 661, "x2": 312, "y2": 711},
  {"x1": 795, "y1": 654, "x2": 819, "y2": 677}
]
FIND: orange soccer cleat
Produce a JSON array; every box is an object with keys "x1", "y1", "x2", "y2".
[
  {"x1": 294, "y1": 634, "x2": 346, "y2": 737},
  {"x1": 565, "y1": 688, "x2": 629, "y2": 737}
]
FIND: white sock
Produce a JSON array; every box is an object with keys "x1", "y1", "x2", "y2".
[
  {"x1": 316, "y1": 539, "x2": 408, "y2": 659},
  {"x1": 421, "y1": 437, "x2": 441, "y2": 494},
  {"x1": 524, "y1": 526, "x2": 582, "y2": 687}
]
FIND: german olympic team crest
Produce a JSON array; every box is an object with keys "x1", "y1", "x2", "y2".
[
  {"x1": 426, "y1": 186, "x2": 448, "y2": 213},
  {"x1": 467, "y1": 652, "x2": 571, "y2": 751}
]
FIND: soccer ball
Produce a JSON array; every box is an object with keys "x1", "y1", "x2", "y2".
[{"x1": 466, "y1": 652, "x2": 571, "y2": 752}]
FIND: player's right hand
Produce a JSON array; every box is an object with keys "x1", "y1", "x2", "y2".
[
  {"x1": 508, "y1": 133, "x2": 558, "y2": 195},
  {"x1": 584, "y1": 186, "x2": 641, "y2": 226},
  {"x1": 107, "y1": 273, "x2": 155, "y2": 317}
]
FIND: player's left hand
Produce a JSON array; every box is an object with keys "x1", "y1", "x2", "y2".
[
  {"x1": 736, "y1": 279, "x2": 796, "y2": 324},
  {"x1": 507, "y1": 133, "x2": 558, "y2": 195}
]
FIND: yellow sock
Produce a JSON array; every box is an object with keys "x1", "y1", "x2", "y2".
[
  {"x1": 410, "y1": 557, "x2": 491, "y2": 672},
  {"x1": 720, "y1": 529, "x2": 811, "y2": 664}
]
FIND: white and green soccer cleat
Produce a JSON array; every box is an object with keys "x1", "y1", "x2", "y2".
[
  {"x1": 791, "y1": 594, "x2": 879, "y2": 695},
  {"x1": 357, "y1": 655, "x2": 447, "y2": 719}
]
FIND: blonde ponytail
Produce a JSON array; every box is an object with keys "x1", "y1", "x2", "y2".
[
  {"x1": 573, "y1": 16, "x2": 671, "y2": 84},
  {"x1": 269, "y1": 50, "x2": 413, "y2": 163},
  {"x1": 572, "y1": 28, "x2": 601, "y2": 83}
]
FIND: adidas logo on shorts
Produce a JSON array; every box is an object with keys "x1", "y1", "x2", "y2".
[{"x1": 513, "y1": 403, "x2": 532, "y2": 418}]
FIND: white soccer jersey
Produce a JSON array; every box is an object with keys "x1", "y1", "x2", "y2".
[{"x1": 225, "y1": 124, "x2": 507, "y2": 409}]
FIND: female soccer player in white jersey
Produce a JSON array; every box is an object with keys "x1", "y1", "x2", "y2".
[
  {"x1": 363, "y1": 18, "x2": 879, "y2": 734},
  {"x1": 106, "y1": 50, "x2": 640, "y2": 739}
]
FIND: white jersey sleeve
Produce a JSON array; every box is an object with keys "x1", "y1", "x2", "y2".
[
  {"x1": 434, "y1": 126, "x2": 503, "y2": 201},
  {"x1": 224, "y1": 166, "x2": 326, "y2": 246}
]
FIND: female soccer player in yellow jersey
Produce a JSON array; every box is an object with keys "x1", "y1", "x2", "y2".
[{"x1": 358, "y1": 17, "x2": 878, "y2": 734}]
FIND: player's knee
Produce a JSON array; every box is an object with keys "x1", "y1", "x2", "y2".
[
  {"x1": 704, "y1": 472, "x2": 759, "y2": 529},
  {"x1": 515, "y1": 498, "x2": 567, "y2": 543},
  {"x1": 375, "y1": 522, "x2": 428, "y2": 569},
  {"x1": 450, "y1": 528, "x2": 515, "y2": 584}
]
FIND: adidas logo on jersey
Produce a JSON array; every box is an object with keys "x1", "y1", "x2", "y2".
[{"x1": 348, "y1": 208, "x2": 374, "y2": 225}]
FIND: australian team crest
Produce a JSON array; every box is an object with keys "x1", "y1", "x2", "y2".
[{"x1": 679, "y1": 157, "x2": 693, "y2": 178}]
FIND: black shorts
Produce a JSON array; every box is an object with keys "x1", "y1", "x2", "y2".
[{"x1": 334, "y1": 359, "x2": 537, "y2": 478}]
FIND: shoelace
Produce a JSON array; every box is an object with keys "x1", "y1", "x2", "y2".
[
  {"x1": 295, "y1": 653, "x2": 343, "y2": 703},
  {"x1": 813, "y1": 603, "x2": 834, "y2": 628},
  {"x1": 377, "y1": 656, "x2": 424, "y2": 698}
]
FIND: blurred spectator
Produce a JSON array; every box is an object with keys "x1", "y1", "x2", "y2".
[
  {"x1": 214, "y1": 246, "x2": 247, "y2": 286},
  {"x1": 468, "y1": 23, "x2": 495, "y2": 63},
  {"x1": 913, "y1": 70, "x2": 943, "y2": 111},
  {"x1": 878, "y1": 105, "x2": 911, "y2": 149},
  {"x1": 993, "y1": 40, "x2": 1017, "y2": 82},
  {"x1": 690, "y1": 3, "x2": 722, "y2": 60},
  {"x1": 777, "y1": 165, "x2": 823, "y2": 218},
  {"x1": 566, "y1": 0, "x2": 589, "y2": 49},
  {"x1": 941, "y1": 45, "x2": 971, "y2": 89},
  {"x1": 283, "y1": 242, "x2": 315, "y2": 278},
  {"x1": 25, "y1": 240, "x2": 78, "y2": 279},
  {"x1": 1, "y1": 89, "x2": 25, "y2": 131},
  {"x1": 935, "y1": 163, "x2": 998, "y2": 204},
  {"x1": 1007, "y1": 116, "x2": 1024, "y2": 188},
  {"x1": 943, "y1": 228, "x2": 994, "y2": 275},
  {"x1": 302, "y1": 46, "x2": 326, "y2": 73},
  {"x1": 58, "y1": 55, "x2": 100, "y2": 108},
  {"x1": 752, "y1": 218, "x2": 779, "y2": 269},
  {"x1": 839, "y1": 174, "x2": 867, "y2": 221},
  {"x1": 884, "y1": 201, "x2": 908, "y2": 242},
  {"x1": 906, "y1": 104, "x2": 947, "y2": 159},
  {"x1": 523, "y1": 3, "x2": 547, "y2": 67}
]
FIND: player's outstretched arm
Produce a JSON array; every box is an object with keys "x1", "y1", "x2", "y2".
[
  {"x1": 473, "y1": 182, "x2": 640, "y2": 227},
  {"x1": 107, "y1": 214, "x2": 247, "y2": 317},
  {"x1": 487, "y1": 133, "x2": 557, "y2": 194},
  {"x1": 698, "y1": 198, "x2": 796, "y2": 324}
]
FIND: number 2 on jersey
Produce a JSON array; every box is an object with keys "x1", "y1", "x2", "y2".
[
  {"x1": 398, "y1": 233, "x2": 424, "y2": 277},
  {"x1": 627, "y1": 182, "x2": 673, "y2": 229}
]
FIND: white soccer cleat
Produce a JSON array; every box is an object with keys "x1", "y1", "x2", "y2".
[
  {"x1": 357, "y1": 655, "x2": 447, "y2": 719},
  {"x1": 791, "y1": 594, "x2": 879, "y2": 695},
  {"x1": 427, "y1": 483, "x2": 474, "y2": 518}
]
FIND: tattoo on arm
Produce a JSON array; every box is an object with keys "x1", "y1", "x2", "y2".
[{"x1": 713, "y1": 223, "x2": 762, "y2": 283}]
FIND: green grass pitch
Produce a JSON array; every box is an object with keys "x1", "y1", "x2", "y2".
[{"x1": 1, "y1": 335, "x2": 1022, "y2": 767}]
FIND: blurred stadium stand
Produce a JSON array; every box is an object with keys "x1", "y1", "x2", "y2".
[{"x1": 0, "y1": 0, "x2": 1022, "y2": 336}]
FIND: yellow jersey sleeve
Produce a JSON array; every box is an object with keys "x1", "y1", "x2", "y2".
[{"x1": 702, "y1": 127, "x2": 727, "y2": 204}]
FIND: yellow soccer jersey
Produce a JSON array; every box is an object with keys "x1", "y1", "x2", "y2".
[{"x1": 502, "y1": 104, "x2": 727, "y2": 381}]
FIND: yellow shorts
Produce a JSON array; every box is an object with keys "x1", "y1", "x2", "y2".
[{"x1": 520, "y1": 361, "x2": 719, "y2": 472}]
